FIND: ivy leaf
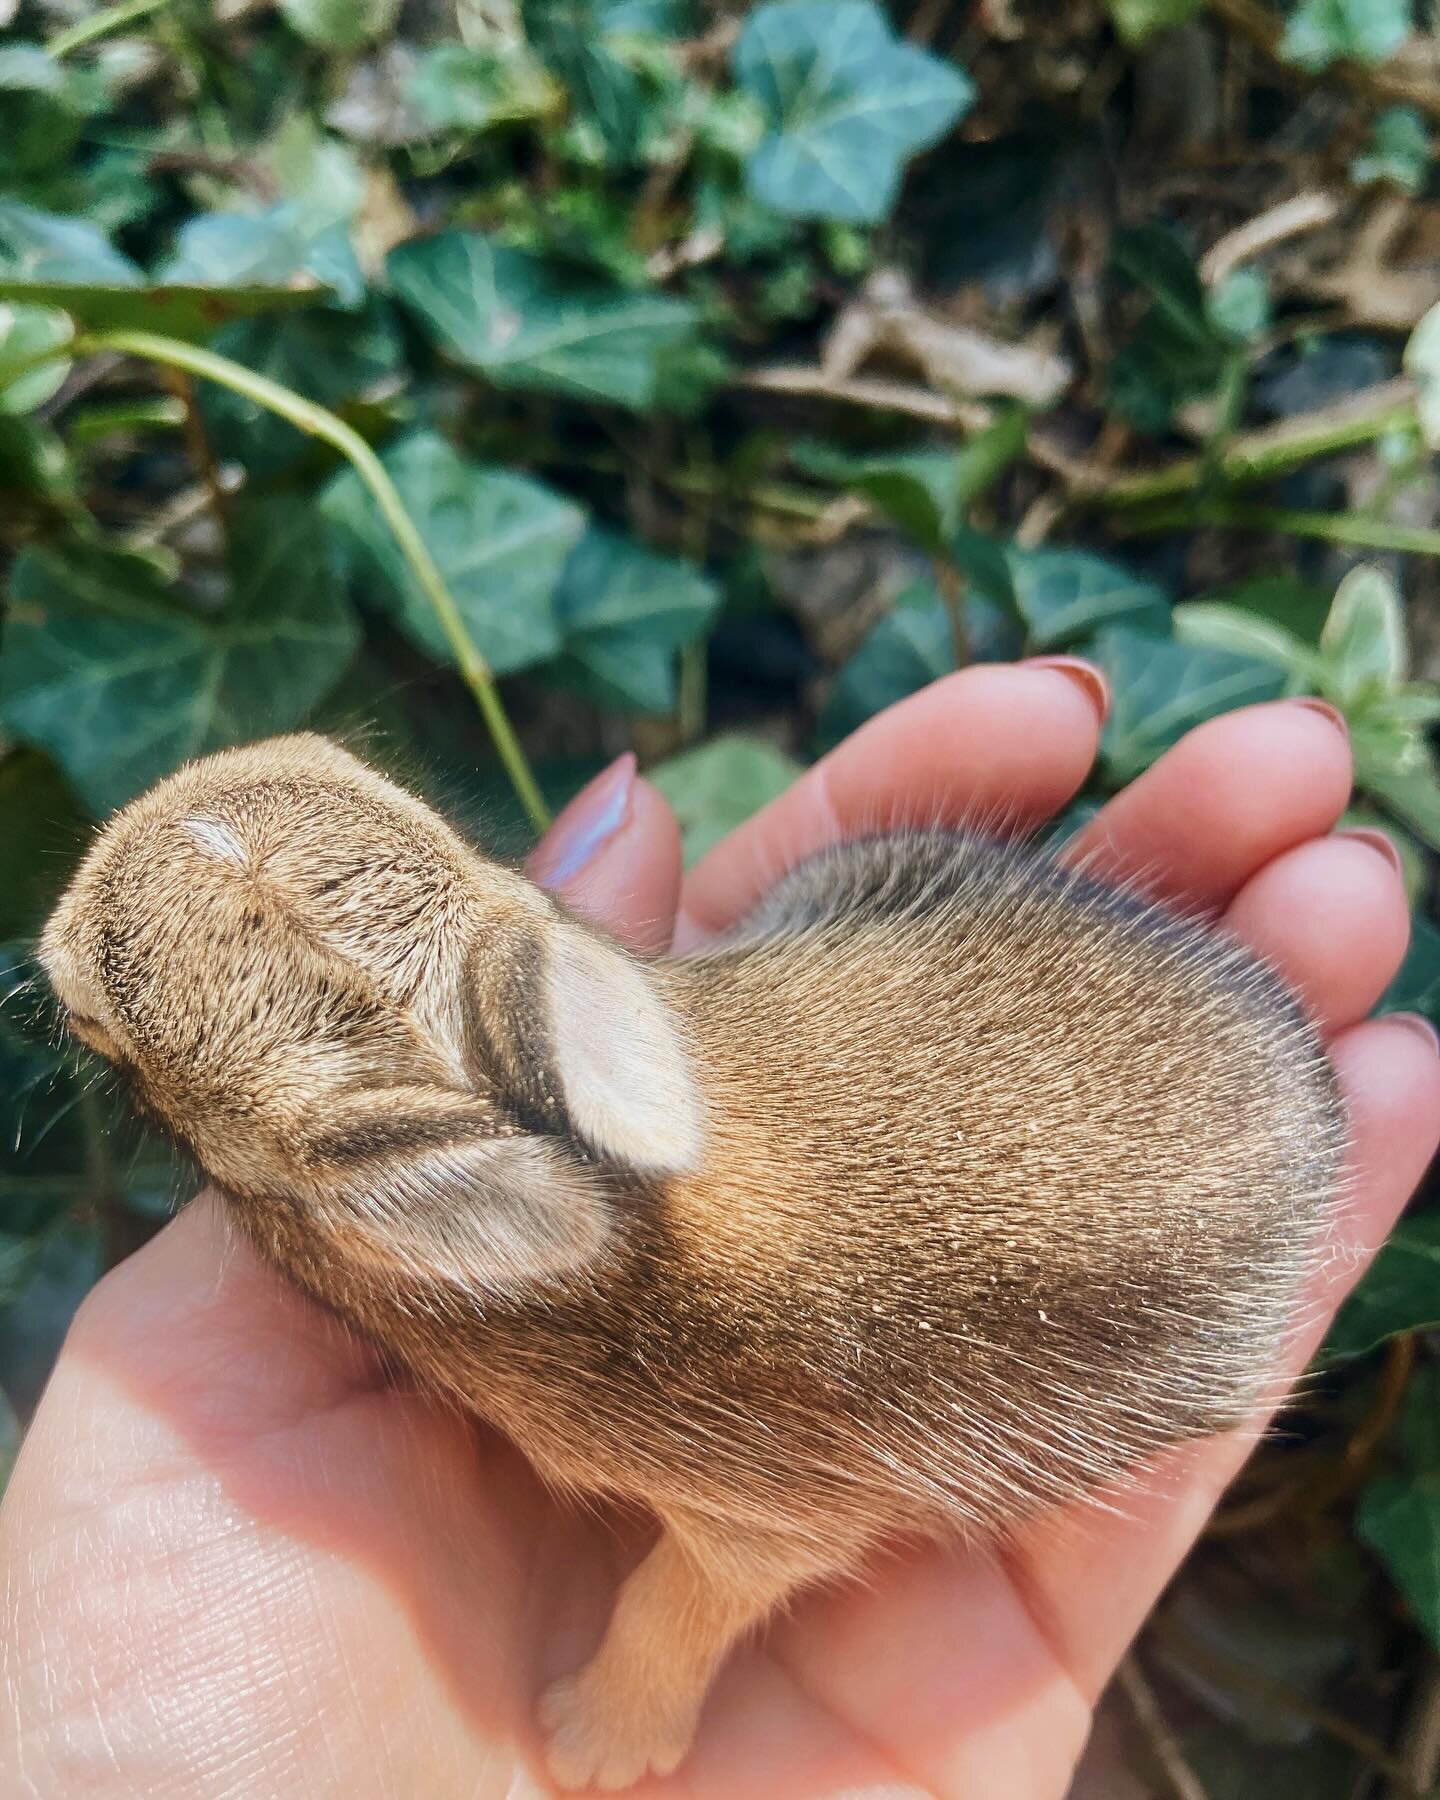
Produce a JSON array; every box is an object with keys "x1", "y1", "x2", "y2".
[
  {"x1": 279, "y1": 0, "x2": 401, "y2": 51},
  {"x1": 0, "y1": 302, "x2": 71, "y2": 413},
  {"x1": 0, "y1": 504, "x2": 359, "y2": 814},
  {"x1": 734, "y1": 0, "x2": 974, "y2": 225},
  {"x1": 158, "y1": 204, "x2": 364, "y2": 310},
  {"x1": 388, "y1": 231, "x2": 699, "y2": 410},
  {"x1": 1352, "y1": 106, "x2": 1431, "y2": 193},
  {"x1": 550, "y1": 527, "x2": 719, "y2": 712},
  {"x1": 1005, "y1": 548, "x2": 1171, "y2": 650},
  {"x1": 323, "y1": 429, "x2": 586, "y2": 676},
  {"x1": 0, "y1": 199, "x2": 141, "y2": 285},
  {"x1": 819, "y1": 580, "x2": 955, "y2": 747},
  {"x1": 650, "y1": 735, "x2": 802, "y2": 864},
  {"x1": 1357, "y1": 1365, "x2": 1440, "y2": 1650},
  {"x1": 1404, "y1": 301, "x2": 1440, "y2": 450},
  {"x1": 1174, "y1": 601, "x2": 1317, "y2": 681},
  {"x1": 1105, "y1": 0, "x2": 1204, "y2": 43},
  {"x1": 1110, "y1": 224, "x2": 1228, "y2": 431},
  {"x1": 201, "y1": 302, "x2": 403, "y2": 475},
  {"x1": 0, "y1": 749, "x2": 87, "y2": 943},
  {"x1": 1094, "y1": 627, "x2": 1289, "y2": 783},
  {"x1": 1384, "y1": 915, "x2": 1440, "y2": 1022},
  {"x1": 1321, "y1": 565, "x2": 1407, "y2": 697},
  {"x1": 406, "y1": 43, "x2": 559, "y2": 134},
  {"x1": 1325, "y1": 1210, "x2": 1440, "y2": 1360},
  {"x1": 1282, "y1": 0, "x2": 1413, "y2": 71}
]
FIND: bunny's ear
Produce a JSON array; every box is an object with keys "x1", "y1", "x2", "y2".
[
  {"x1": 467, "y1": 919, "x2": 705, "y2": 1179},
  {"x1": 296, "y1": 1087, "x2": 613, "y2": 1296}
]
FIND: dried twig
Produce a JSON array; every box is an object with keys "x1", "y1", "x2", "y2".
[{"x1": 1200, "y1": 189, "x2": 1342, "y2": 288}]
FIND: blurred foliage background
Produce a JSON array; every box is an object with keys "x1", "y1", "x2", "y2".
[{"x1": 2, "y1": 0, "x2": 1440, "y2": 1791}]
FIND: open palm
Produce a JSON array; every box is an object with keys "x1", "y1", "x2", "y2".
[{"x1": 4, "y1": 663, "x2": 1438, "y2": 1799}]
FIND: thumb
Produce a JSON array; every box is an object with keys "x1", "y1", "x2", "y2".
[{"x1": 527, "y1": 753, "x2": 682, "y2": 955}]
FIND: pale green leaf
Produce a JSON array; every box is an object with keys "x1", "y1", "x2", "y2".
[
  {"x1": 734, "y1": 1, "x2": 974, "y2": 225},
  {"x1": 0, "y1": 303, "x2": 71, "y2": 414},
  {"x1": 323, "y1": 429, "x2": 586, "y2": 676},
  {"x1": 1282, "y1": 0, "x2": 1414, "y2": 70},
  {"x1": 0, "y1": 199, "x2": 141, "y2": 285},
  {"x1": 650, "y1": 735, "x2": 802, "y2": 864},
  {"x1": 1174, "y1": 602, "x2": 1317, "y2": 678},
  {"x1": 389, "y1": 231, "x2": 699, "y2": 410},
  {"x1": 1320, "y1": 565, "x2": 1407, "y2": 694},
  {"x1": 407, "y1": 43, "x2": 558, "y2": 133},
  {"x1": 1404, "y1": 301, "x2": 1440, "y2": 450},
  {"x1": 1352, "y1": 106, "x2": 1431, "y2": 193}
]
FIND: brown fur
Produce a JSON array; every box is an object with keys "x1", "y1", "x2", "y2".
[{"x1": 40, "y1": 735, "x2": 1346, "y2": 1789}]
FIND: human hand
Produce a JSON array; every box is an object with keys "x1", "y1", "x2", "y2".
[{"x1": 3, "y1": 663, "x2": 1436, "y2": 1798}]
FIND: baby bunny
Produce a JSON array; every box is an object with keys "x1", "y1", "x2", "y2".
[{"x1": 40, "y1": 734, "x2": 1344, "y2": 1790}]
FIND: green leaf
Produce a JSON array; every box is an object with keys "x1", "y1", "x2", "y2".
[
  {"x1": 0, "y1": 278, "x2": 336, "y2": 343},
  {"x1": 0, "y1": 750, "x2": 88, "y2": 943},
  {"x1": 1352, "y1": 106, "x2": 1431, "y2": 193},
  {"x1": 406, "y1": 43, "x2": 559, "y2": 133},
  {"x1": 158, "y1": 204, "x2": 364, "y2": 310},
  {"x1": 1325, "y1": 1211, "x2": 1440, "y2": 1359},
  {"x1": 650, "y1": 734, "x2": 803, "y2": 865},
  {"x1": 1282, "y1": 0, "x2": 1413, "y2": 71},
  {"x1": 1385, "y1": 915, "x2": 1440, "y2": 1021},
  {"x1": 0, "y1": 200, "x2": 141, "y2": 285},
  {"x1": 1005, "y1": 548, "x2": 1171, "y2": 651},
  {"x1": 1110, "y1": 223, "x2": 1228, "y2": 431},
  {"x1": 1174, "y1": 601, "x2": 1317, "y2": 679},
  {"x1": 1404, "y1": 301, "x2": 1440, "y2": 450},
  {"x1": 1359, "y1": 753, "x2": 1440, "y2": 850},
  {"x1": 201, "y1": 301, "x2": 403, "y2": 475},
  {"x1": 1105, "y1": 0, "x2": 1204, "y2": 42},
  {"x1": 323, "y1": 429, "x2": 586, "y2": 676},
  {"x1": 1357, "y1": 1365, "x2": 1440, "y2": 1649},
  {"x1": 0, "y1": 302, "x2": 71, "y2": 414},
  {"x1": 1206, "y1": 267, "x2": 1272, "y2": 343},
  {"x1": 795, "y1": 411, "x2": 1026, "y2": 555},
  {"x1": 0, "y1": 504, "x2": 359, "y2": 814},
  {"x1": 819, "y1": 580, "x2": 955, "y2": 747},
  {"x1": 279, "y1": 0, "x2": 401, "y2": 51},
  {"x1": 1094, "y1": 627, "x2": 1289, "y2": 783},
  {"x1": 550, "y1": 527, "x2": 720, "y2": 712},
  {"x1": 388, "y1": 232, "x2": 699, "y2": 411},
  {"x1": 734, "y1": 0, "x2": 974, "y2": 225},
  {"x1": 0, "y1": 1387, "x2": 18, "y2": 1496},
  {"x1": 1320, "y1": 564, "x2": 1406, "y2": 696}
]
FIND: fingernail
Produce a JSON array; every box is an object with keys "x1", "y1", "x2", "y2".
[
  {"x1": 529, "y1": 753, "x2": 636, "y2": 888},
  {"x1": 1337, "y1": 828, "x2": 1404, "y2": 878},
  {"x1": 1024, "y1": 656, "x2": 1112, "y2": 724},
  {"x1": 1294, "y1": 698, "x2": 1349, "y2": 738},
  {"x1": 1388, "y1": 1012, "x2": 1440, "y2": 1057}
]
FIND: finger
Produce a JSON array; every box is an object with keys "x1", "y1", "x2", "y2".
[
  {"x1": 1223, "y1": 830, "x2": 1412, "y2": 1036},
  {"x1": 1011, "y1": 1012, "x2": 1440, "y2": 1703},
  {"x1": 1066, "y1": 700, "x2": 1353, "y2": 912},
  {"x1": 676, "y1": 661, "x2": 1108, "y2": 948},
  {"x1": 528, "y1": 755, "x2": 683, "y2": 955}
]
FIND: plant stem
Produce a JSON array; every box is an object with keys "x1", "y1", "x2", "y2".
[
  {"x1": 1095, "y1": 381, "x2": 1419, "y2": 509},
  {"x1": 70, "y1": 329, "x2": 551, "y2": 833},
  {"x1": 1119, "y1": 498, "x2": 1440, "y2": 557},
  {"x1": 49, "y1": 0, "x2": 174, "y2": 57}
]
